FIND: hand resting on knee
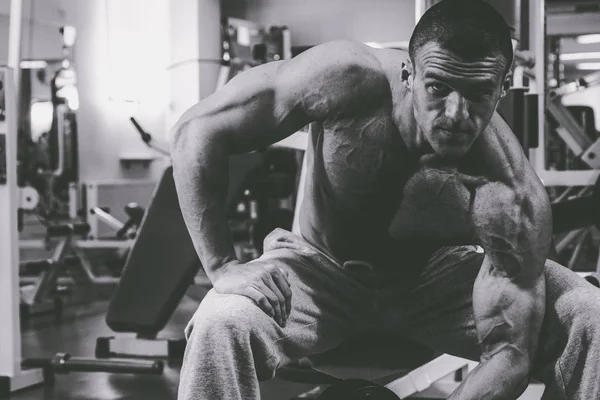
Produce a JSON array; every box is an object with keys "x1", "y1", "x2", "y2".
[{"x1": 212, "y1": 260, "x2": 292, "y2": 327}]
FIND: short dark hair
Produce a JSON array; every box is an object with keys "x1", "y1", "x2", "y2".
[{"x1": 409, "y1": 0, "x2": 514, "y2": 76}]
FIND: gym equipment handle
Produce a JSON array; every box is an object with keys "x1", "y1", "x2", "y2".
[
  {"x1": 130, "y1": 117, "x2": 152, "y2": 143},
  {"x1": 22, "y1": 353, "x2": 164, "y2": 375},
  {"x1": 53, "y1": 105, "x2": 67, "y2": 177},
  {"x1": 129, "y1": 117, "x2": 170, "y2": 156},
  {"x1": 46, "y1": 222, "x2": 90, "y2": 237}
]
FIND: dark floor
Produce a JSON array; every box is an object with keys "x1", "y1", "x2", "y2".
[{"x1": 11, "y1": 291, "x2": 318, "y2": 400}]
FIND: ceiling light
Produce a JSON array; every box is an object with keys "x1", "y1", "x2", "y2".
[
  {"x1": 576, "y1": 62, "x2": 600, "y2": 70},
  {"x1": 561, "y1": 52, "x2": 600, "y2": 61},
  {"x1": 576, "y1": 34, "x2": 600, "y2": 44}
]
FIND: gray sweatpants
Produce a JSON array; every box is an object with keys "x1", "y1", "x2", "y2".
[{"x1": 178, "y1": 228, "x2": 600, "y2": 399}]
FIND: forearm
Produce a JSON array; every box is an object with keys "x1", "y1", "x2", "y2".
[
  {"x1": 170, "y1": 120, "x2": 238, "y2": 281},
  {"x1": 455, "y1": 252, "x2": 545, "y2": 399},
  {"x1": 460, "y1": 181, "x2": 550, "y2": 398},
  {"x1": 449, "y1": 350, "x2": 529, "y2": 400}
]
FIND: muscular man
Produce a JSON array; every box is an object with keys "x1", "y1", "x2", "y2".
[{"x1": 171, "y1": 1, "x2": 600, "y2": 398}]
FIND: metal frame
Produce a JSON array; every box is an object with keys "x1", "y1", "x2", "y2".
[
  {"x1": 546, "y1": 71, "x2": 600, "y2": 171},
  {"x1": 531, "y1": 4, "x2": 600, "y2": 288},
  {"x1": 95, "y1": 336, "x2": 186, "y2": 360},
  {"x1": 528, "y1": 0, "x2": 600, "y2": 186},
  {"x1": 0, "y1": 1, "x2": 46, "y2": 392}
]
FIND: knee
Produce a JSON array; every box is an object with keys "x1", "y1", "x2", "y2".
[{"x1": 185, "y1": 289, "x2": 267, "y2": 342}]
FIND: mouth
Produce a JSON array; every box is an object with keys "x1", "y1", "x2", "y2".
[{"x1": 438, "y1": 128, "x2": 467, "y2": 142}]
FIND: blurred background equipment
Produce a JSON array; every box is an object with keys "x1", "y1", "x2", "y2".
[{"x1": 216, "y1": 17, "x2": 291, "y2": 89}]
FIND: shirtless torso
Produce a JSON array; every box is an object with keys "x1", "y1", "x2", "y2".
[
  {"x1": 300, "y1": 105, "x2": 414, "y2": 268},
  {"x1": 297, "y1": 45, "x2": 499, "y2": 268}
]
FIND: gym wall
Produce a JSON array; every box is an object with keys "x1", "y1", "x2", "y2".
[
  {"x1": 0, "y1": 1, "x2": 63, "y2": 60},
  {"x1": 168, "y1": 0, "x2": 221, "y2": 136},
  {"x1": 60, "y1": 0, "x2": 170, "y2": 182},
  {"x1": 2, "y1": 0, "x2": 174, "y2": 183},
  {"x1": 223, "y1": 0, "x2": 415, "y2": 46}
]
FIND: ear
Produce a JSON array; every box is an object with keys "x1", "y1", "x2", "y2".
[
  {"x1": 500, "y1": 74, "x2": 511, "y2": 99},
  {"x1": 402, "y1": 59, "x2": 413, "y2": 89}
]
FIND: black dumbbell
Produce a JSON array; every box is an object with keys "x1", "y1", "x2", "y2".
[{"x1": 317, "y1": 379, "x2": 400, "y2": 400}]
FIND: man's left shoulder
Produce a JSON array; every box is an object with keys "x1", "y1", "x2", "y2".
[{"x1": 466, "y1": 113, "x2": 531, "y2": 183}]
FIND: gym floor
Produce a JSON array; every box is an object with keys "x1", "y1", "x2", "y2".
[{"x1": 13, "y1": 288, "x2": 319, "y2": 400}]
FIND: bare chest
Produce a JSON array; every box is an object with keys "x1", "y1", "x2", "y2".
[{"x1": 317, "y1": 117, "x2": 415, "y2": 212}]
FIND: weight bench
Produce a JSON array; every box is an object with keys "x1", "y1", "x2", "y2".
[{"x1": 96, "y1": 154, "x2": 267, "y2": 360}]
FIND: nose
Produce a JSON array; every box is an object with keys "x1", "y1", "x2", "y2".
[{"x1": 444, "y1": 91, "x2": 469, "y2": 122}]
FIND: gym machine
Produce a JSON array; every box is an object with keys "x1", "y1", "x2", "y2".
[
  {"x1": 0, "y1": 4, "x2": 46, "y2": 390},
  {"x1": 17, "y1": 202, "x2": 147, "y2": 327},
  {"x1": 217, "y1": 18, "x2": 291, "y2": 90},
  {"x1": 546, "y1": 72, "x2": 600, "y2": 173},
  {"x1": 1, "y1": 54, "x2": 161, "y2": 400},
  {"x1": 18, "y1": 208, "x2": 147, "y2": 327},
  {"x1": 528, "y1": 10, "x2": 600, "y2": 274},
  {"x1": 16, "y1": 26, "x2": 153, "y2": 322},
  {"x1": 0, "y1": 1, "x2": 175, "y2": 396},
  {"x1": 18, "y1": 26, "x2": 80, "y2": 222},
  {"x1": 19, "y1": 222, "x2": 91, "y2": 327},
  {"x1": 532, "y1": 42, "x2": 600, "y2": 186}
]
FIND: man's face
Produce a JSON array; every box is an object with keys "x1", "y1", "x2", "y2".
[{"x1": 409, "y1": 42, "x2": 508, "y2": 159}]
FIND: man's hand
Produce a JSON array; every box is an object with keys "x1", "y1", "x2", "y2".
[
  {"x1": 212, "y1": 261, "x2": 292, "y2": 327},
  {"x1": 389, "y1": 155, "x2": 488, "y2": 244}
]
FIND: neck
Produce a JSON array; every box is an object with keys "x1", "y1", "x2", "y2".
[{"x1": 394, "y1": 88, "x2": 433, "y2": 156}]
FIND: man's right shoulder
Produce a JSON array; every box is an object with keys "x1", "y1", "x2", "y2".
[
  {"x1": 294, "y1": 40, "x2": 391, "y2": 107},
  {"x1": 306, "y1": 40, "x2": 384, "y2": 74}
]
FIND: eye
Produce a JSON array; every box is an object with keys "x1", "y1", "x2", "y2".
[{"x1": 427, "y1": 82, "x2": 449, "y2": 95}]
